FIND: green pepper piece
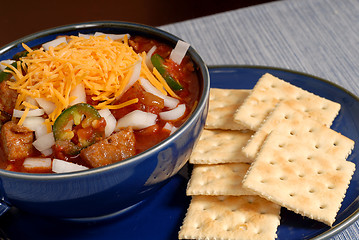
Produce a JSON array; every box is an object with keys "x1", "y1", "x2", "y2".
[
  {"x1": 0, "y1": 62, "x2": 18, "y2": 83},
  {"x1": 53, "y1": 103, "x2": 105, "y2": 155},
  {"x1": 0, "y1": 51, "x2": 28, "y2": 83},
  {"x1": 151, "y1": 53, "x2": 183, "y2": 91}
]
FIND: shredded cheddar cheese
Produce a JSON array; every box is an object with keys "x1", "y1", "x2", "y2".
[
  {"x1": 17, "y1": 107, "x2": 30, "y2": 126},
  {"x1": 153, "y1": 68, "x2": 180, "y2": 99},
  {"x1": 5, "y1": 35, "x2": 171, "y2": 125}
]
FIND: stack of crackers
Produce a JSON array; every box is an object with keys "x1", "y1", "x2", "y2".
[{"x1": 178, "y1": 73, "x2": 355, "y2": 240}]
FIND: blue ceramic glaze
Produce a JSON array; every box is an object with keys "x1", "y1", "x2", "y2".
[{"x1": 0, "y1": 22, "x2": 210, "y2": 219}]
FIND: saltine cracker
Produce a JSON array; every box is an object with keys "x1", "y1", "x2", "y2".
[
  {"x1": 179, "y1": 195, "x2": 281, "y2": 240},
  {"x1": 187, "y1": 163, "x2": 254, "y2": 196},
  {"x1": 234, "y1": 73, "x2": 340, "y2": 131},
  {"x1": 190, "y1": 129, "x2": 253, "y2": 164},
  {"x1": 242, "y1": 117, "x2": 355, "y2": 226},
  {"x1": 206, "y1": 88, "x2": 250, "y2": 130}
]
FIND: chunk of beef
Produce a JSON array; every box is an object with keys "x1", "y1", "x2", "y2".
[
  {"x1": 80, "y1": 127, "x2": 136, "y2": 168},
  {"x1": 0, "y1": 121, "x2": 34, "y2": 161},
  {"x1": 0, "y1": 81, "x2": 18, "y2": 115}
]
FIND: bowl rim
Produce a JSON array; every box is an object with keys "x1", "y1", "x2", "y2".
[{"x1": 0, "y1": 21, "x2": 210, "y2": 180}]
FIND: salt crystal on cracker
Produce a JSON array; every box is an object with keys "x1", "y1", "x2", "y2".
[
  {"x1": 234, "y1": 73, "x2": 341, "y2": 131},
  {"x1": 187, "y1": 163, "x2": 254, "y2": 196},
  {"x1": 178, "y1": 195, "x2": 281, "y2": 240},
  {"x1": 206, "y1": 88, "x2": 250, "y2": 130},
  {"x1": 190, "y1": 129, "x2": 253, "y2": 164},
  {"x1": 242, "y1": 116, "x2": 355, "y2": 226}
]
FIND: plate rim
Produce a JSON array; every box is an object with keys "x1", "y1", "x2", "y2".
[{"x1": 207, "y1": 65, "x2": 359, "y2": 240}]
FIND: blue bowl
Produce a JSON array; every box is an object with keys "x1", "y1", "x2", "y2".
[{"x1": 0, "y1": 21, "x2": 210, "y2": 219}]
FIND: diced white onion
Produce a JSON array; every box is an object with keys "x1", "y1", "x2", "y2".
[
  {"x1": 116, "y1": 110, "x2": 157, "y2": 130},
  {"x1": 145, "y1": 46, "x2": 157, "y2": 70},
  {"x1": 159, "y1": 104, "x2": 186, "y2": 121},
  {"x1": 23, "y1": 158, "x2": 52, "y2": 170},
  {"x1": 25, "y1": 96, "x2": 38, "y2": 107},
  {"x1": 0, "y1": 60, "x2": 15, "y2": 71},
  {"x1": 35, "y1": 98, "x2": 56, "y2": 115},
  {"x1": 69, "y1": 83, "x2": 86, "y2": 105},
  {"x1": 35, "y1": 124, "x2": 48, "y2": 139},
  {"x1": 78, "y1": 33, "x2": 92, "y2": 39},
  {"x1": 163, "y1": 122, "x2": 173, "y2": 131},
  {"x1": 22, "y1": 116, "x2": 48, "y2": 140},
  {"x1": 52, "y1": 159, "x2": 88, "y2": 173},
  {"x1": 40, "y1": 148, "x2": 53, "y2": 157},
  {"x1": 13, "y1": 109, "x2": 44, "y2": 118},
  {"x1": 98, "y1": 108, "x2": 112, "y2": 118},
  {"x1": 139, "y1": 78, "x2": 179, "y2": 109},
  {"x1": 169, "y1": 40, "x2": 190, "y2": 65},
  {"x1": 32, "y1": 132, "x2": 55, "y2": 152},
  {"x1": 99, "y1": 109, "x2": 116, "y2": 137},
  {"x1": 170, "y1": 126, "x2": 178, "y2": 134},
  {"x1": 124, "y1": 60, "x2": 142, "y2": 93},
  {"x1": 163, "y1": 122, "x2": 178, "y2": 135},
  {"x1": 22, "y1": 117, "x2": 45, "y2": 131},
  {"x1": 42, "y1": 37, "x2": 67, "y2": 51},
  {"x1": 94, "y1": 32, "x2": 130, "y2": 41}
]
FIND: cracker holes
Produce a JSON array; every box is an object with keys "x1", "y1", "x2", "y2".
[
  {"x1": 195, "y1": 223, "x2": 202, "y2": 230},
  {"x1": 288, "y1": 158, "x2": 294, "y2": 163},
  {"x1": 269, "y1": 160, "x2": 276, "y2": 165},
  {"x1": 333, "y1": 141, "x2": 339, "y2": 147},
  {"x1": 319, "y1": 204, "x2": 327, "y2": 210},
  {"x1": 283, "y1": 114, "x2": 290, "y2": 120},
  {"x1": 328, "y1": 185, "x2": 335, "y2": 190},
  {"x1": 309, "y1": 188, "x2": 316, "y2": 194},
  {"x1": 336, "y1": 165, "x2": 343, "y2": 171},
  {"x1": 298, "y1": 173, "x2": 305, "y2": 178},
  {"x1": 322, "y1": 105, "x2": 329, "y2": 110},
  {"x1": 218, "y1": 196, "x2": 226, "y2": 202},
  {"x1": 260, "y1": 179, "x2": 267, "y2": 184},
  {"x1": 317, "y1": 170, "x2": 324, "y2": 175},
  {"x1": 211, "y1": 214, "x2": 221, "y2": 221},
  {"x1": 247, "y1": 197, "x2": 255, "y2": 204},
  {"x1": 295, "y1": 95, "x2": 303, "y2": 101},
  {"x1": 289, "y1": 130, "x2": 295, "y2": 136},
  {"x1": 314, "y1": 144, "x2": 320, "y2": 149},
  {"x1": 307, "y1": 155, "x2": 313, "y2": 160},
  {"x1": 308, "y1": 128, "x2": 314, "y2": 133},
  {"x1": 201, "y1": 204, "x2": 210, "y2": 211},
  {"x1": 279, "y1": 176, "x2": 288, "y2": 181},
  {"x1": 230, "y1": 207, "x2": 238, "y2": 212},
  {"x1": 289, "y1": 193, "x2": 295, "y2": 197},
  {"x1": 260, "y1": 209, "x2": 267, "y2": 215}
]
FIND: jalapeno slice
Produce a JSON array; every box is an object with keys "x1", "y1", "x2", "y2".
[
  {"x1": 0, "y1": 51, "x2": 28, "y2": 83},
  {"x1": 53, "y1": 103, "x2": 105, "y2": 155},
  {"x1": 151, "y1": 53, "x2": 183, "y2": 91}
]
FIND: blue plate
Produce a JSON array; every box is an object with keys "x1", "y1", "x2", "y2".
[{"x1": 0, "y1": 66, "x2": 358, "y2": 239}]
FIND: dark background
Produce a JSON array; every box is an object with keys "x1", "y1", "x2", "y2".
[{"x1": 0, "y1": 0, "x2": 275, "y2": 48}]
